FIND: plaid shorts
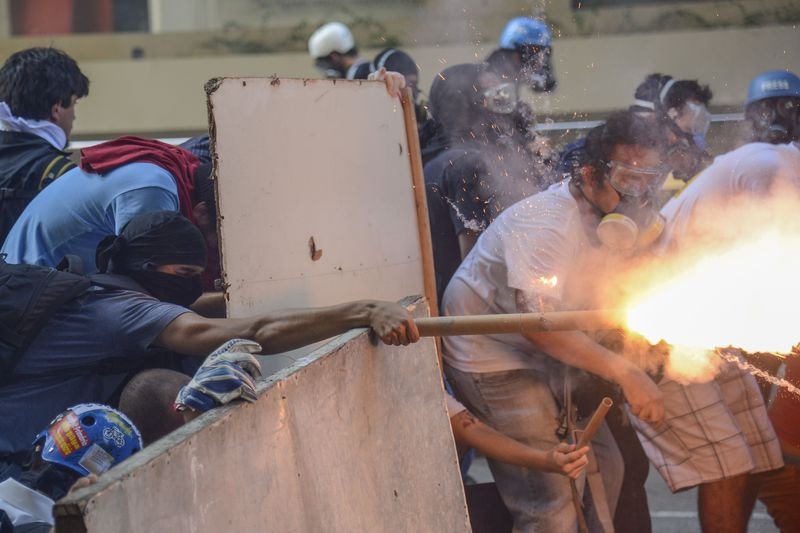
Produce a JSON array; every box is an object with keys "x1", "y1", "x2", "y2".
[{"x1": 628, "y1": 360, "x2": 783, "y2": 492}]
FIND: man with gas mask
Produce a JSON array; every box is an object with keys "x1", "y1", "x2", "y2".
[
  {"x1": 487, "y1": 17, "x2": 557, "y2": 94},
  {"x1": 652, "y1": 71, "x2": 798, "y2": 532},
  {"x1": 660, "y1": 69, "x2": 800, "y2": 249},
  {"x1": 441, "y1": 111, "x2": 666, "y2": 532},
  {"x1": 0, "y1": 211, "x2": 420, "y2": 477},
  {"x1": 744, "y1": 69, "x2": 800, "y2": 145},
  {"x1": 559, "y1": 124, "x2": 670, "y2": 533},
  {"x1": 630, "y1": 73, "x2": 713, "y2": 188},
  {"x1": 485, "y1": 17, "x2": 560, "y2": 178},
  {"x1": 423, "y1": 63, "x2": 552, "y2": 303}
]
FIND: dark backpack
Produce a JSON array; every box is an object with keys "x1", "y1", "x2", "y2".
[
  {"x1": 0, "y1": 253, "x2": 152, "y2": 376},
  {"x1": 0, "y1": 255, "x2": 91, "y2": 375},
  {"x1": 0, "y1": 149, "x2": 75, "y2": 245}
]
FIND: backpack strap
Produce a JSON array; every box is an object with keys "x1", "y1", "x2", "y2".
[
  {"x1": 55, "y1": 254, "x2": 150, "y2": 294},
  {"x1": 88, "y1": 273, "x2": 149, "y2": 294},
  {"x1": 38, "y1": 154, "x2": 75, "y2": 190}
]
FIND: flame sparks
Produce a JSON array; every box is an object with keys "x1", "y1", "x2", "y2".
[
  {"x1": 622, "y1": 232, "x2": 800, "y2": 381},
  {"x1": 538, "y1": 275, "x2": 558, "y2": 288},
  {"x1": 625, "y1": 232, "x2": 799, "y2": 353}
]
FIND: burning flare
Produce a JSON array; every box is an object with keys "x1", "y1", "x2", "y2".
[
  {"x1": 538, "y1": 275, "x2": 558, "y2": 288},
  {"x1": 622, "y1": 232, "x2": 800, "y2": 381}
]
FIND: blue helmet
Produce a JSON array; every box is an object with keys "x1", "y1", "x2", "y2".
[
  {"x1": 745, "y1": 70, "x2": 800, "y2": 107},
  {"x1": 498, "y1": 17, "x2": 552, "y2": 50},
  {"x1": 34, "y1": 403, "x2": 143, "y2": 477}
]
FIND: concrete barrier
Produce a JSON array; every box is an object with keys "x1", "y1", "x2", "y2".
[{"x1": 54, "y1": 299, "x2": 470, "y2": 532}]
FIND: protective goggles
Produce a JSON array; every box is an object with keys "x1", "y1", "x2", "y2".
[
  {"x1": 682, "y1": 101, "x2": 712, "y2": 135},
  {"x1": 606, "y1": 160, "x2": 669, "y2": 197},
  {"x1": 482, "y1": 83, "x2": 517, "y2": 115},
  {"x1": 746, "y1": 97, "x2": 800, "y2": 124}
]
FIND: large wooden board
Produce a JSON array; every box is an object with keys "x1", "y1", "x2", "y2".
[{"x1": 207, "y1": 77, "x2": 429, "y2": 317}]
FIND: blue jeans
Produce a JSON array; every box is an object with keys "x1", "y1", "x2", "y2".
[{"x1": 445, "y1": 365, "x2": 621, "y2": 533}]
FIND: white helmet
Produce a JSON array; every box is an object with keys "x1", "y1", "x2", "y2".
[{"x1": 308, "y1": 22, "x2": 355, "y2": 58}]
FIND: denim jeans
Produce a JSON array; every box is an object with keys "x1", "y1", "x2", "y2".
[{"x1": 445, "y1": 365, "x2": 621, "y2": 533}]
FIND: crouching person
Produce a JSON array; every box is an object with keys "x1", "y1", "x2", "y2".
[
  {"x1": 118, "y1": 338, "x2": 263, "y2": 444},
  {"x1": 0, "y1": 210, "x2": 419, "y2": 473},
  {"x1": 0, "y1": 404, "x2": 142, "y2": 532}
]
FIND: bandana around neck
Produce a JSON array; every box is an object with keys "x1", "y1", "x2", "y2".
[{"x1": 0, "y1": 101, "x2": 67, "y2": 150}]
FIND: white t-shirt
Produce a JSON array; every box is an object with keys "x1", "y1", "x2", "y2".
[
  {"x1": 660, "y1": 142, "x2": 800, "y2": 250},
  {"x1": 445, "y1": 393, "x2": 467, "y2": 419},
  {"x1": 0, "y1": 478, "x2": 54, "y2": 526},
  {"x1": 442, "y1": 181, "x2": 595, "y2": 373}
]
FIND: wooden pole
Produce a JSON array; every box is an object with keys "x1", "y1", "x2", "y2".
[
  {"x1": 414, "y1": 310, "x2": 621, "y2": 337},
  {"x1": 399, "y1": 86, "x2": 438, "y2": 319},
  {"x1": 576, "y1": 397, "x2": 614, "y2": 449}
]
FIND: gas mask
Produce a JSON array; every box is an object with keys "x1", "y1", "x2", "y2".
[
  {"x1": 481, "y1": 82, "x2": 518, "y2": 140},
  {"x1": 519, "y1": 45, "x2": 556, "y2": 92},
  {"x1": 664, "y1": 101, "x2": 711, "y2": 181},
  {"x1": 483, "y1": 82, "x2": 517, "y2": 115},
  {"x1": 670, "y1": 101, "x2": 711, "y2": 139},
  {"x1": 664, "y1": 137, "x2": 705, "y2": 182},
  {"x1": 595, "y1": 160, "x2": 667, "y2": 252},
  {"x1": 746, "y1": 97, "x2": 800, "y2": 144}
]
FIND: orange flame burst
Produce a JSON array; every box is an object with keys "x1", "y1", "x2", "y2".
[
  {"x1": 538, "y1": 275, "x2": 558, "y2": 288},
  {"x1": 621, "y1": 232, "x2": 800, "y2": 382}
]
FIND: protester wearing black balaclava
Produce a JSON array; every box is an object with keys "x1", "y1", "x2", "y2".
[{"x1": 95, "y1": 211, "x2": 207, "y2": 307}]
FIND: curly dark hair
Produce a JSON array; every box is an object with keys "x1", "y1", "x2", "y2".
[
  {"x1": 0, "y1": 47, "x2": 89, "y2": 120},
  {"x1": 589, "y1": 111, "x2": 665, "y2": 159},
  {"x1": 633, "y1": 73, "x2": 712, "y2": 111}
]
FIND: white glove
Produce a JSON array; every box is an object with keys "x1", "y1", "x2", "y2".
[{"x1": 174, "y1": 339, "x2": 263, "y2": 412}]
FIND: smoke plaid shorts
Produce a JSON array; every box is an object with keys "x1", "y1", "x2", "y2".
[{"x1": 628, "y1": 360, "x2": 783, "y2": 492}]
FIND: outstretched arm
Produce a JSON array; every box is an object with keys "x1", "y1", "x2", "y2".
[{"x1": 155, "y1": 300, "x2": 419, "y2": 356}]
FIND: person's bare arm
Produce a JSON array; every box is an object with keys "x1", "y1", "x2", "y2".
[
  {"x1": 450, "y1": 410, "x2": 589, "y2": 479},
  {"x1": 190, "y1": 292, "x2": 227, "y2": 318},
  {"x1": 516, "y1": 291, "x2": 664, "y2": 425},
  {"x1": 155, "y1": 300, "x2": 419, "y2": 357}
]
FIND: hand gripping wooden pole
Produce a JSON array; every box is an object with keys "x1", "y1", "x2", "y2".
[
  {"x1": 572, "y1": 396, "x2": 613, "y2": 533},
  {"x1": 414, "y1": 310, "x2": 621, "y2": 337},
  {"x1": 576, "y1": 397, "x2": 614, "y2": 448}
]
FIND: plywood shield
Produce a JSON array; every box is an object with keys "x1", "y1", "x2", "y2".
[
  {"x1": 207, "y1": 77, "x2": 432, "y2": 317},
  {"x1": 54, "y1": 302, "x2": 471, "y2": 532}
]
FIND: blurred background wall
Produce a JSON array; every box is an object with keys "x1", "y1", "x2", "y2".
[{"x1": 0, "y1": 0, "x2": 797, "y2": 139}]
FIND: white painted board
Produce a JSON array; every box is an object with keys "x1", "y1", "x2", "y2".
[
  {"x1": 55, "y1": 304, "x2": 471, "y2": 533},
  {"x1": 208, "y1": 77, "x2": 425, "y2": 320}
]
